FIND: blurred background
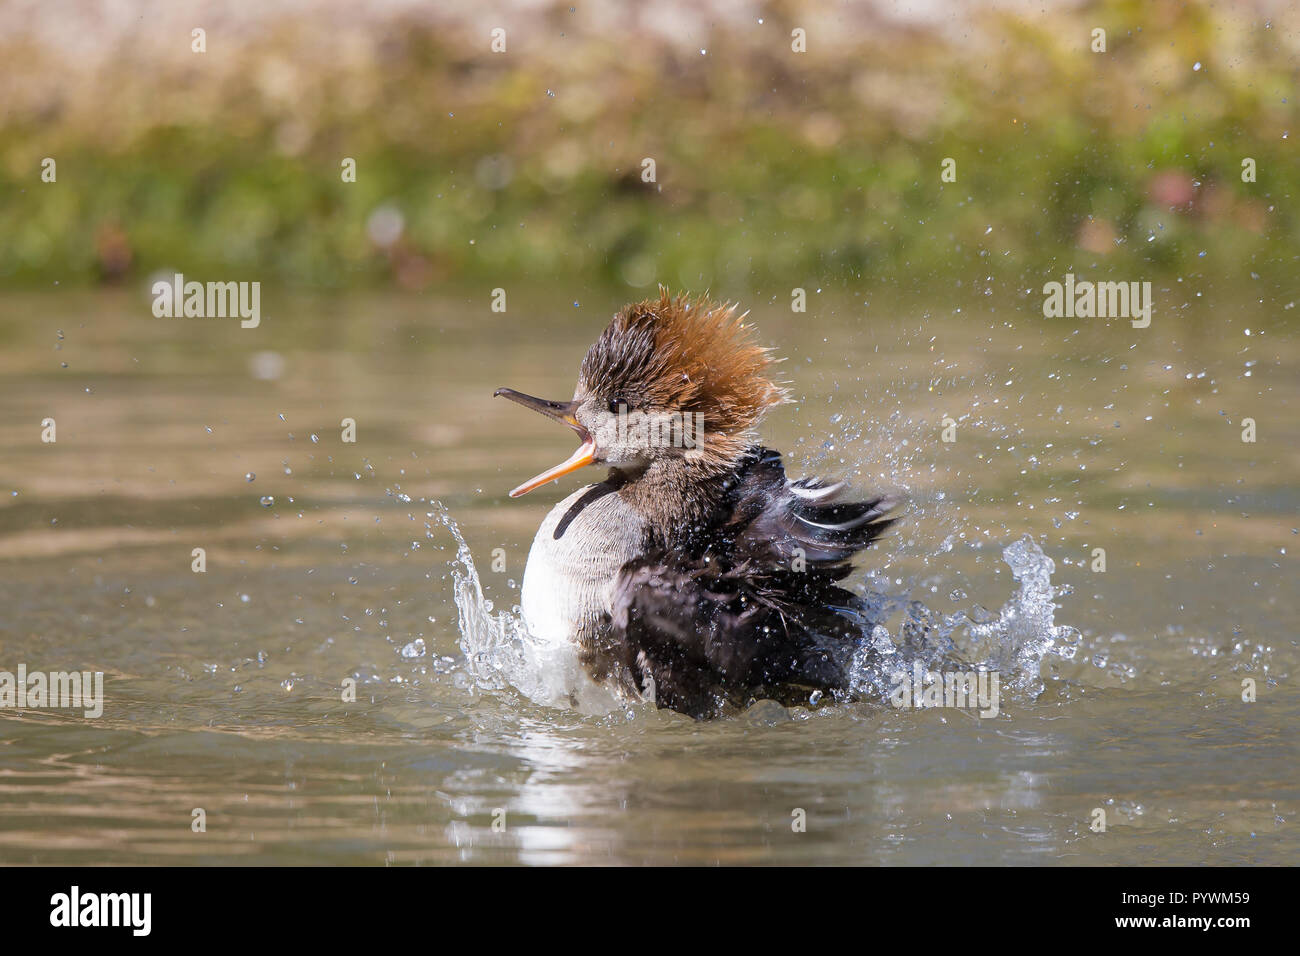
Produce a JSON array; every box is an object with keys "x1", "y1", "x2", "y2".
[
  {"x1": 0, "y1": 1, "x2": 1295, "y2": 865},
  {"x1": 1, "y1": 0, "x2": 1294, "y2": 293}
]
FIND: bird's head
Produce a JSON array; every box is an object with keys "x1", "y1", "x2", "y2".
[{"x1": 496, "y1": 290, "x2": 787, "y2": 497}]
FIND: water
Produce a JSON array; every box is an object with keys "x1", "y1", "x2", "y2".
[
  {"x1": 0, "y1": 287, "x2": 1295, "y2": 864},
  {"x1": 448, "y1": 493, "x2": 1076, "y2": 713}
]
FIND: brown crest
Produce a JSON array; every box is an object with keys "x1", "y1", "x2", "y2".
[{"x1": 578, "y1": 290, "x2": 788, "y2": 466}]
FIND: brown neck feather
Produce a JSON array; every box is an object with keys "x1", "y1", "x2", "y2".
[{"x1": 612, "y1": 452, "x2": 744, "y2": 546}]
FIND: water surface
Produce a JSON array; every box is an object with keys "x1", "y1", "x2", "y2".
[{"x1": 0, "y1": 286, "x2": 1295, "y2": 864}]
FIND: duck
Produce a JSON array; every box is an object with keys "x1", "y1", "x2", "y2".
[{"x1": 495, "y1": 290, "x2": 895, "y2": 718}]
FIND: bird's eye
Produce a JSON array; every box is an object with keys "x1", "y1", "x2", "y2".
[{"x1": 608, "y1": 398, "x2": 630, "y2": 414}]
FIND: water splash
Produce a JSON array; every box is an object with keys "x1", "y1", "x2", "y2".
[
  {"x1": 433, "y1": 496, "x2": 1077, "y2": 717},
  {"x1": 432, "y1": 502, "x2": 624, "y2": 715},
  {"x1": 849, "y1": 535, "x2": 1081, "y2": 706}
]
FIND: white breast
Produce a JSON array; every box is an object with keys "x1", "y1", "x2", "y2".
[{"x1": 520, "y1": 484, "x2": 645, "y2": 649}]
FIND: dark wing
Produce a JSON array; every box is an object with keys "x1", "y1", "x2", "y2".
[
  {"x1": 720, "y1": 447, "x2": 896, "y2": 574},
  {"x1": 606, "y1": 448, "x2": 896, "y2": 718}
]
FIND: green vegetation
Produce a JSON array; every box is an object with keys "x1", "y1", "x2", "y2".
[{"x1": 0, "y1": 0, "x2": 1294, "y2": 292}]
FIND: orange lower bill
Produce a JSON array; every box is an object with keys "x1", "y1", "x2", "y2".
[{"x1": 508, "y1": 437, "x2": 597, "y2": 498}]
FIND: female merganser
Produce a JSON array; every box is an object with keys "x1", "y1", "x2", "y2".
[{"x1": 495, "y1": 291, "x2": 895, "y2": 718}]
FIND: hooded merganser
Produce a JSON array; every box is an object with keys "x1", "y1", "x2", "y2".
[{"x1": 495, "y1": 291, "x2": 895, "y2": 719}]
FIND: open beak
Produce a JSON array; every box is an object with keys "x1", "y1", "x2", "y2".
[{"x1": 494, "y1": 388, "x2": 596, "y2": 497}]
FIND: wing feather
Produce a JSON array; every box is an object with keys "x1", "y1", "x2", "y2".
[{"x1": 605, "y1": 447, "x2": 897, "y2": 717}]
